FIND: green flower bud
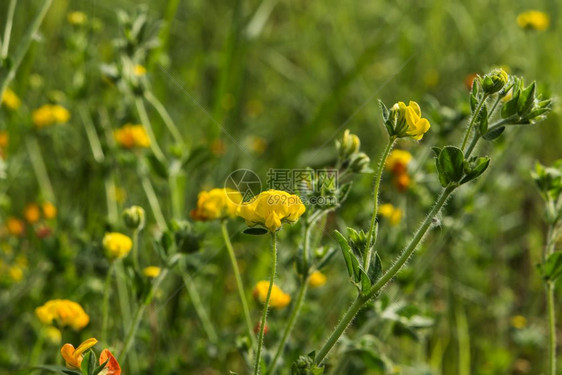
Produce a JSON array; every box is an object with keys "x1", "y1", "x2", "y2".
[
  {"x1": 337, "y1": 129, "x2": 361, "y2": 159},
  {"x1": 482, "y1": 68, "x2": 508, "y2": 94},
  {"x1": 349, "y1": 152, "x2": 371, "y2": 173},
  {"x1": 174, "y1": 221, "x2": 202, "y2": 254},
  {"x1": 123, "y1": 205, "x2": 146, "y2": 230}
]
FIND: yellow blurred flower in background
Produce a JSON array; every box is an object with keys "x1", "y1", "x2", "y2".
[
  {"x1": 517, "y1": 10, "x2": 549, "y2": 31},
  {"x1": 24, "y1": 203, "x2": 41, "y2": 223},
  {"x1": 378, "y1": 203, "x2": 403, "y2": 226},
  {"x1": 42, "y1": 202, "x2": 57, "y2": 219},
  {"x1": 238, "y1": 190, "x2": 306, "y2": 232},
  {"x1": 113, "y1": 124, "x2": 151, "y2": 149},
  {"x1": 511, "y1": 315, "x2": 527, "y2": 329},
  {"x1": 253, "y1": 281, "x2": 291, "y2": 309},
  {"x1": 6, "y1": 217, "x2": 25, "y2": 237},
  {"x1": 143, "y1": 266, "x2": 161, "y2": 278},
  {"x1": 190, "y1": 188, "x2": 243, "y2": 221},
  {"x1": 67, "y1": 11, "x2": 88, "y2": 25},
  {"x1": 308, "y1": 271, "x2": 327, "y2": 288},
  {"x1": 102, "y1": 232, "x2": 133, "y2": 259},
  {"x1": 60, "y1": 338, "x2": 98, "y2": 368},
  {"x1": 134, "y1": 64, "x2": 147, "y2": 76},
  {"x1": 385, "y1": 150, "x2": 412, "y2": 175},
  {"x1": 35, "y1": 299, "x2": 90, "y2": 330},
  {"x1": 32, "y1": 104, "x2": 71, "y2": 128},
  {"x1": 1, "y1": 88, "x2": 21, "y2": 110},
  {"x1": 45, "y1": 326, "x2": 62, "y2": 345}
]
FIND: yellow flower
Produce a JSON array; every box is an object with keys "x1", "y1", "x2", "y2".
[
  {"x1": 308, "y1": 271, "x2": 327, "y2": 288},
  {"x1": 517, "y1": 10, "x2": 549, "y2": 31},
  {"x1": 253, "y1": 281, "x2": 291, "y2": 309},
  {"x1": 102, "y1": 232, "x2": 133, "y2": 259},
  {"x1": 143, "y1": 266, "x2": 161, "y2": 278},
  {"x1": 9, "y1": 265, "x2": 24, "y2": 282},
  {"x1": 32, "y1": 105, "x2": 70, "y2": 128},
  {"x1": 190, "y1": 188, "x2": 243, "y2": 221},
  {"x1": 1, "y1": 88, "x2": 21, "y2": 110},
  {"x1": 378, "y1": 203, "x2": 403, "y2": 226},
  {"x1": 24, "y1": 203, "x2": 41, "y2": 223},
  {"x1": 42, "y1": 202, "x2": 57, "y2": 219},
  {"x1": 35, "y1": 299, "x2": 90, "y2": 330},
  {"x1": 238, "y1": 190, "x2": 306, "y2": 232},
  {"x1": 60, "y1": 338, "x2": 98, "y2": 368},
  {"x1": 511, "y1": 315, "x2": 527, "y2": 329},
  {"x1": 385, "y1": 150, "x2": 412, "y2": 174},
  {"x1": 134, "y1": 64, "x2": 147, "y2": 76},
  {"x1": 6, "y1": 217, "x2": 25, "y2": 236},
  {"x1": 45, "y1": 326, "x2": 62, "y2": 345},
  {"x1": 67, "y1": 11, "x2": 88, "y2": 25},
  {"x1": 391, "y1": 101, "x2": 431, "y2": 140},
  {"x1": 113, "y1": 124, "x2": 151, "y2": 149}
]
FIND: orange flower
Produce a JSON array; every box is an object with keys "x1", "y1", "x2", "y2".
[
  {"x1": 99, "y1": 349, "x2": 121, "y2": 375},
  {"x1": 60, "y1": 338, "x2": 98, "y2": 368},
  {"x1": 6, "y1": 217, "x2": 25, "y2": 237},
  {"x1": 394, "y1": 173, "x2": 411, "y2": 192},
  {"x1": 24, "y1": 203, "x2": 41, "y2": 223},
  {"x1": 42, "y1": 202, "x2": 57, "y2": 219}
]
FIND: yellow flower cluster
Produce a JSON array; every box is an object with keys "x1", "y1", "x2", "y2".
[
  {"x1": 378, "y1": 203, "x2": 403, "y2": 226},
  {"x1": 113, "y1": 124, "x2": 151, "y2": 149},
  {"x1": 32, "y1": 105, "x2": 71, "y2": 128},
  {"x1": 308, "y1": 270, "x2": 327, "y2": 288},
  {"x1": 517, "y1": 10, "x2": 549, "y2": 31},
  {"x1": 1, "y1": 88, "x2": 21, "y2": 110},
  {"x1": 67, "y1": 11, "x2": 88, "y2": 25},
  {"x1": 35, "y1": 299, "x2": 90, "y2": 330},
  {"x1": 190, "y1": 188, "x2": 243, "y2": 221},
  {"x1": 392, "y1": 101, "x2": 431, "y2": 140},
  {"x1": 253, "y1": 281, "x2": 291, "y2": 308},
  {"x1": 238, "y1": 190, "x2": 306, "y2": 232},
  {"x1": 102, "y1": 232, "x2": 133, "y2": 259}
]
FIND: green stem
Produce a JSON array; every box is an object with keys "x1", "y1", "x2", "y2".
[
  {"x1": 119, "y1": 267, "x2": 169, "y2": 360},
  {"x1": 179, "y1": 268, "x2": 219, "y2": 344},
  {"x1": 140, "y1": 174, "x2": 168, "y2": 230},
  {"x1": 79, "y1": 104, "x2": 105, "y2": 163},
  {"x1": 461, "y1": 94, "x2": 488, "y2": 151},
  {"x1": 315, "y1": 186, "x2": 455, "y2": 365},
  {"x1": 1, "y1": 0, "x2": 17, "y2": 59},
  {"x1": 0, "y1": 0, "x2": 52, "y2": 96},
  {"x1": 253, "y1": 232, "x2": 278, "y2": 375},
  {"x1": 464, "y1": 134, "x2": 480, "y2": 159},
  {"x1": 268, "y1": 224, "x2": 313, "y2": 374},
  {"x1": 101, "y1": 262, "x2": 114, "y2": 343},
  {"x1": 221, "y1": 221, "x2": 256, "y2": 346},
  {"x1": 169, "y1": 173, "x2": 182, "y2": 220},
  {"x1": 144, "y1": 90, "x2": 184, "y2": 146},
  {"x1": 104, "y1": 175, "x2": 119, "y2": 224},
  {"x1": 26, "y1": 136, "x2": 55, "y2": 203},
  {"x1": 134, "y1": 96, "x2": 167, "y2": 164},
  {"x1": 132, "y1": 228, "x2": 140, "y2": 271},
  {"x1": 365, "y1": 137, "x2": 396, "y2": 271},
  {"x1": 547, "y1": 282, "x2": 557, "y2": 375}
]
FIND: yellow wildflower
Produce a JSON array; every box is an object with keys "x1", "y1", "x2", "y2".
[
  {"x1": 385, "y1": 150, "x2": 412, "y2": 175},
  {"x1": 391, "y1": 101, "x2": 431, "y2": 140},
  {"x1": 45, "y1": 326, "x2": 62, "y2": 345},
  {"x1": 238, "y1": 190, "x2": 306, "y2": 232},
  {"x1": 113, "y1": 124, "x2": 151, "y2": 149},
  {"x1": 24, "y1": 203, "x2": 41, "y2": 223},
  {"x1": 9, "y1": 265, "x2": 24, "y2": 282},
  {"x1": 6, "y1": 217, "x2": 25, "y2": 236},
  {"x1": 42, "y1": 202, "x2": 57, "y2": 219},
  {"x1": 1, "y1": 88, "x2": 21, "y2": 110},
  {"x1": 378, "y1": 203, "x2": 403, "y2": 226},
  {"x1": 134, "y1": 65, "x2": 147, "y2": 76},
  {"x1": 102, "y1": 232, "x2": 133, "y2": 259},
  {"x1": 517, "y1": 10, "x2": 549, "y2": 31},
  {"x1": 308, "y1": 271, "x2": 327, "y2": 288},
  {"x1": 60, "y1": 338, "x2": 98, "y2": 368},
  {"x1": 35, "y1": 299, "x2": 90, "y2": 330},
  {"x1": 143, "y1": 266, "x2": 161, "y2": 278},
  {"x1": 190, "y1": 188, "x2": 243, "y2": 221},
  {"x1": 67, "y1": 11, "x2": 88, "y2": 25},
  {"x1": 253, "y1": 281, "x2": 291, "y2": 309},
  {"x1": 32, "y1": 105, "x2": 70, "y2": 128},
  {"x1": 511, "y1": 315, "x2": 527, "y2": 329}
]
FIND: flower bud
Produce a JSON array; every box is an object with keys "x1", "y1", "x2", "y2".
[
  {"x1": 482, "y1": 68, "x2": 508, "y2": 95},
  {"x1": 348, "y1": 152, "x2": 371, "y2": 173},
  {"x1": 123, "y1": 205, "x2": 145, "y2": 230},
  {"x1": 337, "y1": 129, "x2": 361, "y2": 160}
]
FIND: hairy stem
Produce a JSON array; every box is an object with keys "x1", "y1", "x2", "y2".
[{"x1": 461, "y1": 94, "x2": 488, "y2": 151}]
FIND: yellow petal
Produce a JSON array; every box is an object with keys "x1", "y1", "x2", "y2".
[
  {"x1": 61, "y1": 344, "x2": 79, "y2": 368},
  {"x1": 74, "y1": 337, "x2": 98, "y2": 357},
  {"x1": 408, "y1": 101, "x2": 421, "y2": 117}
]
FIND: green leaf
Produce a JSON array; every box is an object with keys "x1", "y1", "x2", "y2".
[
  {"x1": 477, "y1": 105, "x2": 488, "y2": 135},
  {"x1": 378, "y1": 100, "x2": 389, "y2": 122},
  {"x1": 360, "y1": 269, "x2": 371, "y2": 296},
  {"x1": 517, "y1": 81, "x2": 536, "y2": 115},
  {"x1": 243, "y1": 227, "x2": 268, "y2": 235},
  {"x1": 92, "y1": 359, "x2": 109, "y2": 375},
  {"x1": 431, "y1": 147, "x2": 442, "y2": 158},
  {"x1": 80, "y1": 351, "x2": 96, "y2": 375},
  {"x1": 460, "y1": 157, "x2": 490, "y2": 184},
  {"x1": 436, "y1": 146, "x2": 465, "y2": 186},
  {"x1": 27, "y1": 365, "x2": 81, "y2": 375},
  {"x1": 501, "y1": 90, "x2": 520, "y2": 118},
  {"x1": 483, "y1": 126, "x2": 505, "y2": 141},
  {"x1": 368, "y1": 253, "x2": 383, "y2": 283},
  {"x1": 146, "y1": 154, "x2": 169, "y2": 179},
  {"x1": 334, "y1": 230, "x2": 360, "y2": 281},
  {"x1": 544, "y1": 252, "x2": 562, "y2": 282}
]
